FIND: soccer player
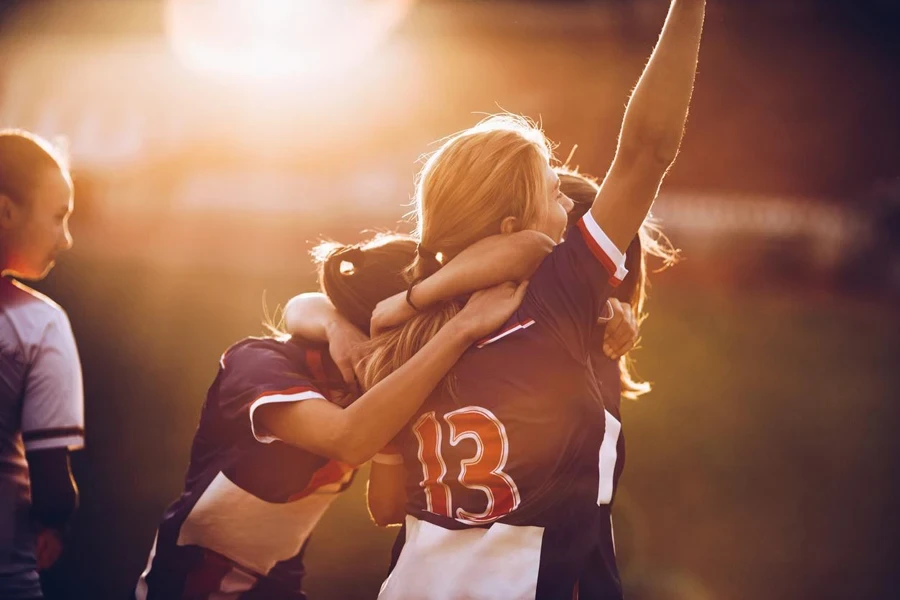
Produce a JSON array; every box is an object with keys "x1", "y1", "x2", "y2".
[
  {"x1": 355, "y1": 1, "x2": 706, "y2": 597},
  {"x1": 293, "y1": 171, "x2": 672, "y2": 597},
  {"x1": 557, "y1": 170, "x2": 677, "y2": 598},
  {"x1": 134, "y1": 235, "x2": 527, "y2": 600},
  {"x1": 0, "y1": 130, "x2": 83, "y2": 599}
]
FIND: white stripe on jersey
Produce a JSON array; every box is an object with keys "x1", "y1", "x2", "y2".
[
  {"x1": 597, "y1": 410, "x2": 622, "y2": 506},
  {"x1": 176, "y1": 470, "x2": 341, "y2": 576},
  {"x1": 476, "y1": 319, "x2": 536, "y2": 349},
  {"x1": 580, "y1": 212, "x2": 628, "y2": 282},
  {"x1": 248, "y1": 390, "x2": 326, "y2": 444},
  {"x1": 378, "y1": 515, "x2": 542, "y2": 600}
]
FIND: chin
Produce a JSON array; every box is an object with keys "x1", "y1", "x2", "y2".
[{"x1": 24, "y1": 261, "x2": 55, "y2": 281}]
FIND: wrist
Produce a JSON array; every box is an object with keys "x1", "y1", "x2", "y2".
[
  {"x1": 324, "y1": 313, "x2": 349, "y2": 340},
  {"x1": 442, "y1": 316, "x2": 480, "y2": 347},
  {"x1": 409, "y1": 278, "x2": 434, "y2": 310}
]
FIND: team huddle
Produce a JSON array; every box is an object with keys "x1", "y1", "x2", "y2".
[{"x1": 0, "y1": 1, "x2": 705, "y2": 598}]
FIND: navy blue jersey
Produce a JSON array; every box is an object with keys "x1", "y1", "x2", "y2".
[
  {"x1": 573, "y1": 337, "x2": 627, "y2": 600},
  {"x1": 379, "y1": 213, "x2": 628, "y2": 600},
  {"x1": 136, "y1": 337, "x2": 355, "y2": 600}
]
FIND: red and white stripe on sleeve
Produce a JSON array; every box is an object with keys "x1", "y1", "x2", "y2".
[{"x1": 576, "y1": 212, "x2": 628, "y2": 286}]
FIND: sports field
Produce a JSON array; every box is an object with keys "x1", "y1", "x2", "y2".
[{"x1": 34, "y1": 262, "x2": 899, "y2": 599}]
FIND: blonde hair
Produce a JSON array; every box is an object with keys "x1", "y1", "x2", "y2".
[{"x1": 357, "y1": 114, "x2": 555, "y2": 395}]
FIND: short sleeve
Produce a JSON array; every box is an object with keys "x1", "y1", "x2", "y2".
[
  {"x1": 21, "y1": 311, "x2": 85, "y2": 452},
  {"x1": 524, "y1": 212, "x2": 628, "y2": 362},
  {"x1": 217, "y1": 340, "x2": 327, "y2": 444},
  {"x1": 372, "y1": 442, "x2": 404, "y2": 466}
]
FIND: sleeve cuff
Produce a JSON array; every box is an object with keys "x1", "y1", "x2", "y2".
[
  {"x1": 22, "y1": 427, "x2": 85, "y2": 452},
  {"x1": 248, "y1": 389, "x2": 326, "y2": 444},
  {"x1": 576, "y1": 213, "x2": 629, "y2": 286},
  {"x1": 372, "y1": 452, "x2": 404, "y2": 466}
]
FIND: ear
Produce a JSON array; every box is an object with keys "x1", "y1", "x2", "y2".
[
  {"x1": 0, "y1": 193, "x2": 17, "y2": 230},
  {"x1": 500, "y1": 215, "x2": 519, "y2": 234}
]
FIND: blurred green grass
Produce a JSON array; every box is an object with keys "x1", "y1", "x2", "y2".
[{"x1": 33, "y1": 262, "x2": 900, "y2": 599}]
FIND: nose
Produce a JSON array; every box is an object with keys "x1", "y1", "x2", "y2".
[{"x1": 562, "y1": 194, "x2": 575, "y2": 213}]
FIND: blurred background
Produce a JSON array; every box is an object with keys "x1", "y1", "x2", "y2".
[{"x1": 1, "y1": 0, "x2": 898, "y2": 598}]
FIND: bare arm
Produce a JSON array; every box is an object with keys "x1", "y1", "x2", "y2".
[
  {"x1": 257, "y1": 282, "x2": 529, "y2": 466},
  {"x1": 372, "y1": 231, "x2": 553, "y2": 334},
  {"x1": 367, "y1": 462, "x2": 407, "y2": 527},
  {"x1": 284, "y1": 293, "x2": 340, "y2": 343},
  {"x1": 284, "y1": 293, "x2": 367, "y2": 385},
  {"x1": 591, "y1": 0, "x2": 706, "y2": 251}
]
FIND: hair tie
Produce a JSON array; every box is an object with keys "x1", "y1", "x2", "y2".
[
  {"x1": 406, "y1": 277, "x2": 424, "y2": 312},
  {"x1": 416, "y1": 243, "x2": 436, "y2": 262},
  {"x1": 333, "y1": 245, "x2": 365, "y2": 273}
]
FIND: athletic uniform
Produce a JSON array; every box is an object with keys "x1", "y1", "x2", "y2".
[
  {"x1": 379, "y1": 213, "x2": 627, "y2": 600},
  {"x1": 136, "y1": 337, "x2": 355, "y2": 600},
  {"x1": 574, "y1": 340, "x2": 627, "y2": 600},
  {"x1": 0, "y1": 278, "x2": 84, "y2": 599}
]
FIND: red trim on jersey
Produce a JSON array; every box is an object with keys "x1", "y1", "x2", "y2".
[
  {"x1": 576, "y1": 219, "x2": 622, "y2": 288},
  {"x1": 306, "y1": 349, "x2": 327, "y2": 384},
  {"x1": 287, "y1": 459, "x2": 354, "y2": 502}
]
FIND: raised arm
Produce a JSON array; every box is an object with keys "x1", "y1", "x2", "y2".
[
  {"x1": 257, "y1": 281, "x2": 528, "y2": 466},
  {"x1": 591, "y1": 0, "x2": 706, "y2": 251}
]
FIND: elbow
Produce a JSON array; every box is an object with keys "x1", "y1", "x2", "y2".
[
  {"x1": 329, "y1": 426, "x2": 369, "y2": 467},
  {"x1": 618, "y1": 131, "x2": 683, "y2": 173},
  {"x1": 369, "y1": 504, "x2": 405, "y2": 528},
  {"x1": 282, "y1": 295, "x2": 304, "y2": 334},
  {"x1": 512, "y1": 230, "x2": 555, "y2": 277}
]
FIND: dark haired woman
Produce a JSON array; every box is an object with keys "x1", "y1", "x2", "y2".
[{"x1": 134, "y1": 235, "x2": 526, "y2": 600}]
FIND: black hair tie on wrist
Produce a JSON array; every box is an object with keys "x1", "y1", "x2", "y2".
[{"x1": 406, "y1": 277, "x2": 424, "y2": 312}]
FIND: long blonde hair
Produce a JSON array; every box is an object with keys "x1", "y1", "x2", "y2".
[{"x1": 357, "y1": 114, "x2": 554, "y2": 394}]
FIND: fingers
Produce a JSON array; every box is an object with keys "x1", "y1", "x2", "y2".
[
  {"x1": 602, "y1": 299, "x2": 625, "y2": 358},
  {"x1": 514, "y1": 280, "x2": 530, "y2": 301},
  {"x1": 603, "y1": 300, "x2": 638, "y2": 359},
  {"x1": 337, "y1": 361, "x2": 357, "y2": 387}
]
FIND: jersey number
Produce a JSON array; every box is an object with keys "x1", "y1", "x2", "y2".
[{"x1": 413, "y1": 407, "x2": 520, "y2": 525}]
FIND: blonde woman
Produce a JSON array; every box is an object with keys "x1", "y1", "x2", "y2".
[{"x1": 355, "y1": 1, "x2": 707, "y2": 598}]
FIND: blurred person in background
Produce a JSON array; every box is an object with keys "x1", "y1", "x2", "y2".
[
  {"x1": 133, "y1": 234, "x2": 527, "y2": 600},
  {"x1": 0, "y1": 130, "x2": 83, "y2": 599},
  {"x1": 345, "y1": 0, "x2": 705, "y2": 597}
]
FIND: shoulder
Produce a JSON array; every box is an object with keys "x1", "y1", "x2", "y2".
[
  {"x1": 221, "y1": 336, "x2": 318, "y2": 364},
  {"x1": 2, "y1": 278, "x2": 66, "y2": 317},
  {"x1": 1, "y1": 278, "x2": 73, "y2": 344},
  {"x1": 218, "y1": 336, "x2": 326, "y2": 381}
]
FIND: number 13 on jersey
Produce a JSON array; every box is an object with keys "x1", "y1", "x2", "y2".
[{"x1": 413, "y1": 407, "x2": 521, "y2": 525}]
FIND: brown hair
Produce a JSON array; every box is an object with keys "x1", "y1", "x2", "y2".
[
  {"x1": 557, "y1": 167, "x2": 678, "y2": 399},
  {"x1": 314, "y1": 234, "x2": 418, "y2": 335},
  {"x1": 0, "y1": 129, "x2": 70, "y2": 207}
]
